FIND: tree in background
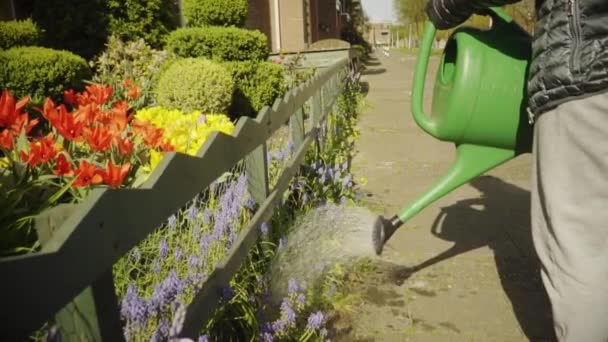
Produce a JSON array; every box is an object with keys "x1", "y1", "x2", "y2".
[{"x1": 393, "y1": 0, "x2": 534, "y2": 47}]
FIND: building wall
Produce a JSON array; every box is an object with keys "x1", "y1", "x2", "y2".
[
  {"x1": 245, "y1": 0, "x2": 273, "y2": 49},
  {"x1": 278, "y1": 0, "x2": 306, "y2": 52},
  {"x1": 233, "y1": 0, "x2": 345, "y2": 53},
  {"x1": 314, "y1": 0, "x2": 340, "y2": 42},
  {"x1": 368, "y1": 23, "x2": 391, "y2": 46}
]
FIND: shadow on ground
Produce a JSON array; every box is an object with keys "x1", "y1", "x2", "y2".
[
  {"x1": 363, "y1": 60, "x2": 382, "y2": 67},
  {"x1": 388, "y1": 175, "x2": 557, "y2": 341}
]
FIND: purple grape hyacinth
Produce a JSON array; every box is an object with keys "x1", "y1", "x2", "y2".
[
  {"x1": 288, "y1": 278, "x2": 299, "y2": 295},
  {"x1": 188, "y1": 204, "x2": 199, "y2": 220},
  {"x1": 168, "y1": 214, "x2": 177, "y2": 230},
  {"x1": 159, "y1": 238, "x2": 168, "y2": 259},
  {"x1": 121, "y1": 284, "x2": 148, "y2": 329},
  {"x1": 280, "y1": 299, "x2": 296, "y2": 325},
  {"x1": 169, "y1": 301, "x2": 186, "y2": 338},
  {"x1": 152, "y1": 258, "x2": 161, "y2": 274},
  {"x1": 307, "y1": 311, "x2": 325, "y2": 330}
]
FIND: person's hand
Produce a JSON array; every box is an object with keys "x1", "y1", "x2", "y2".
[{"x1": 425, "y1": 0, "x2": 475, "y2": 30}]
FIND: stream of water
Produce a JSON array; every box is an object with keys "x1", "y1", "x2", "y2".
[{"x1": 268, "y1": 203, "x2": 380, "y2": 299}]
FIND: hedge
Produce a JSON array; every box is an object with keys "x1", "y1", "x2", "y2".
[
  {"x1": 0, "y1": 47, "x2": 91, "y2": 103},
  {"x1": 107, "y1": 0, "x2": 180, "y2": 48},
  {"x1": 0, "y1": 19, "x2": 43, "y2": 50},
  {"x1": 165, "y1": 26, "x2": 268, "y2": 62},
  {"x1": 31, "y1": 0, "x2": 109, "y2": 59},
  {"x1": 155, "y1": 58, "x2": 234, "y2": 113},
  {"x1": 223, "y1": 61, "x2": 285, "y2": 118},
  {"x1": 182, "y1": 0, "x2": 248, "y2": 27}
]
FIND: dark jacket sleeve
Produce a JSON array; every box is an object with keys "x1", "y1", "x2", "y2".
[
  {"x1": 470, "y1": 0, "x2": 522, "y2": 10},
  {"x1": 427, "y1": 0, "x2": 522, "y2": 29}
]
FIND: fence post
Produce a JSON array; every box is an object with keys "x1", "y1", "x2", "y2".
[
  {"x1": 35, "y1": 207, "x2": 124, "y2": 342},
  {"x1": 290, "y1": 108, "x2": 305, "y2": 148},
  {"x1": 55, "y1": 269, "x2": 124, "y2": 342},
  {"x1": 245, "y1": 143, "x2": 270, "y2": 205},
  {"x1": 310, "y1": 91, "x2": 323, "y2": 129}
]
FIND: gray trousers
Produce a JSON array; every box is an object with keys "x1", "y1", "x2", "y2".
[{"x1": 532, "y1": 92, "x2": 608, "y2": 342}]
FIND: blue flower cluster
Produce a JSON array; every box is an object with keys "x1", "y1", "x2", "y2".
[
  {"x1": 257, "y1": 278, "x2": 328, "y2": 341},
  {"x1": 119, "y1": 172, "x2": 254, "y2": 340}
]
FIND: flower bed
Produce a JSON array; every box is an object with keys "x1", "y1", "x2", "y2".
[
  {"x1": 3, "y1": 51, "x2": 363, "y2": 341},
  {"x1": 110, "y1": 65, "x2": 364, "y2": 341}
]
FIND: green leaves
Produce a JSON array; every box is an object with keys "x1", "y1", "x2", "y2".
[
  {"x1": 166, "y1": 27, "x2": 269, "y2": 62},
  {"x1": 0, "y1": 19, "x2": 43, "y2": 50},
  {"x1": 107, "y1": 0, "x2": 180, "y2": 49},
  {"x1": 223, "y1": 61, "x2": 286, "y2": 118},
  {"x1": 0, "y1": 46, "x2": 91, "y2": 104},
  {"x1": 182, "y1": 0, "x2": 248, "y2": 27},
  {"x1": 155, "y1": 58, "x2": 235, "y2": 113}
]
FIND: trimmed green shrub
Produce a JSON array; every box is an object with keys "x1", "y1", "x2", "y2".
[
  {"x1": 166, "y1": 26, "x2": 269, "y2": 62},
  {"x1": 223, "y1": 61, "x2": 285, "y2": 117},
  {"x1": 182, "y1": 0, "x2": 248, "y2": 27},
  {"x1": 0, "y1": 19, "x2": 43, "y2": 50},
  {"x1": 155, "y1": 58, "x2": 234, "y2": 113},
  {"x1": 0, "y1": 47, "x2": 91, "y2": 103},
  {"x1": 32, "y1": 0, "x2": 109, "y2": 59},
  {"x1": 107, "y1": 0, "x2": 180, "y2": 48}
]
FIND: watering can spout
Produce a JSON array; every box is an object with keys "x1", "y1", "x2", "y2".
[{"x1": 373, "y1": 144, "x2": 515, "y2": 254}]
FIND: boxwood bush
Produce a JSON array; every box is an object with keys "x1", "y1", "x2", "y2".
[
  {"x1": 165, "y1": 26, "x2": 268, "y2": 61},
  {"x1": 0, "y1": 19, "x2": 43, "y2": 50},
  {"x1": 32, "y1": 0, "x2": 109, "y2": 59},
  {"x1": 155, "y1": 58, "x2": 234, "y2": 113},
  {"x1": 182, "y1": 0, "x2": 248, "y2": 27},
  {"x1": 223, "y1": 61, "x2": 285, "y2": 118},
  {"x1": 107, "y1": 0, "x2": 180, "y2": 48},
  {"x1": 0, "y1": 46, "x2": 91, "y2": 102}
]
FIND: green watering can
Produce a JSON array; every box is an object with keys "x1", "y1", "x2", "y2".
[{"x1": 373, "y1": 8, "x2": 533, "y2": 254}]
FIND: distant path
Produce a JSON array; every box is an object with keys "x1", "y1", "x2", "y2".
[{"x1": 340, "y1": 50, "x2": 555, "y2": 341}]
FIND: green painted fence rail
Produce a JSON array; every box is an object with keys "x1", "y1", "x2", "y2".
[{"x1": 0, "y1": 48, "x2": 359, "y2": 341}]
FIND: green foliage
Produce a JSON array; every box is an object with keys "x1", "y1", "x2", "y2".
[
  {"x1": 32, "y1": 0, "x2": 109, "y2": 59},
  {"x1": 0, "y1": 47, "x2": 91, "y2": 103},
  {"x1": 282, "y1": 53, "x2": 317, "y2": 89},
  {"x1": 223, "y1": 61, "x2": 286, "y2": 118},
  {"x1": 182, "y1": 0, "x2": 248, "y2": 27},
  {"x1": 91, "y1": 36, "x2": 173, "y2": 108},
  {"x1": 166, "y1": 26, "x2": 269, "y2": 62},
  {"x1": 0, "y1": 19, "x2": 43, "y2": 50},
  {"x1": 107, "y1": 0, "x2": 180, "y2": 48},
  {"x1": 155, "y1": 58, "x2": 234, "y2": 113}
]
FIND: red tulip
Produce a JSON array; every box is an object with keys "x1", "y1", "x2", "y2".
[
  {"x1": 83, "y1": 125, "x2": 113, "y2": 151},
  {"x1": 72, "y1": 160, "x2": 103, "y2": 187},
  {"x1": 116, "y1": 136, "x2": 134, "y2": 155},
  {"x1": 20, "y1": 133, "x2": 58, "y2": 168},
  {"x1": 0, "y1": 129, "x2": 13, "y2": 150},
  {"x1": 0, "y1": 89, "x2": 30, "y2": 129},
  {"x1": 53, "y1": 153, "x2": 74, "y2": 177},
  {"x1": 101, "y1": 160, "x2": 130, "y2": 188}
]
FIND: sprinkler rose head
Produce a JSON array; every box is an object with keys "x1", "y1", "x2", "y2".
[{"x1": 372, "y1": 215, "x2": 402, "y2": 255}]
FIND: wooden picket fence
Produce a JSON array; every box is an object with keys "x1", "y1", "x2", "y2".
[{"x1": 0, "y1": 48, "x2": 360, "y2": 341}]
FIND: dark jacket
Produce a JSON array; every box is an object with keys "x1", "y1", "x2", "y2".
[{"x1": 447, "y1": 0, "x2": 608, "y2": 116}]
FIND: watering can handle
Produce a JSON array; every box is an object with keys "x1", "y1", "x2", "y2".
[{"x1": 411, "y1": 7, "x2": 514, "y2": 137}]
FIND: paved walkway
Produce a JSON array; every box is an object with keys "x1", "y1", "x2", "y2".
[{"x1": 341, "y1": 51, "x2": 556, "y2": 341}]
